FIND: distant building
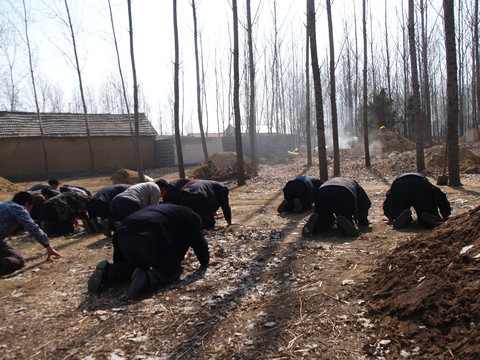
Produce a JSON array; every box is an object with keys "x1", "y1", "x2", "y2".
[{"x1": 0, "y1": 111, "x2": 158, "y2": 180}]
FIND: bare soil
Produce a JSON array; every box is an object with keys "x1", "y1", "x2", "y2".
[{"x1": 1, "y1": 143, "x2": 480, "y2": 360}]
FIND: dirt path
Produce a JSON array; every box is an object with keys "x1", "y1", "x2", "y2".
[{"x1": 1, "y1": 157, "x2": 479, "y2": 359}]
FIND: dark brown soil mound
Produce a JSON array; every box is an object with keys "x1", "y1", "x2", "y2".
[
  {"x1": 425, "y1": 145, "x2": 480, "y2": 173},
  {"x1": 360, "y1": 206, "x2": 480, "y2": 359},
  {"x1": 188, "y1": 152, "x2": 256, "y2": 181},
  {"x1": 351, "y1": 128, "x2": 415, "y2": 157}
]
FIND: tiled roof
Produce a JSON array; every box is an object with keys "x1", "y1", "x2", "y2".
[{"x1": 0, "y1": 111, "x2": 158, "y2": 138}]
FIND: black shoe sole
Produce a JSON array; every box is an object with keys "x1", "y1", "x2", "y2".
[
  {"x1": 393, "y1": 209, "x2": 412, "y2": 229},
  {"x1": 302, "y1": 213, "x2": 319, "y2": 238},
  {"x1": 337, "y1": 215, "x2": 359, "y2": 237},
  {"x1": 277, "y1": 199, "x2": 288, "y2": 213},
  {"x1": 88, "y1": 260, "x2": 109, "y2": 293},
  {"x1": 127, "y1": 268, "x2": 149, "y2": 300}
]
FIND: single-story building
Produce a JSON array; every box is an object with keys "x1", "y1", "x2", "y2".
[{"x1": 0, "y1": 111, "x2": 158, "y2": 180}]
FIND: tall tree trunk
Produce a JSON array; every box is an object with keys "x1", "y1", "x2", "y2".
[
  {"x1": 232, "y1": 0, "x2": 245, "y2": 186},
  {"x1": 474, "y1": 0, "x2": 480, "y2": 139},
  {"x1": 307, "y1": 0, "x2": 328, "y2": 180},
  {"x1": 22, "y1": 0, "x2": 49, "y2": 177},
  {"x1": 173, "y1": 0, "x2": 185, "y2": 178},
  {"x1": 326, "y1": 0, "x2": 340, "y2": 176},
  {"x1": 191, "y1": 0, "x2": 209, "y2": 161},
  {"x1": 362, "y1": 0, "x2": 370, "y2": 167},
  {"x1": 408, "y1": 0, "x2": 425, "y2": 172},
  {"x1": 384, "y1": 0, "x2": 393, "y2": 130},
  {"x1": 420, "y1": 0, "x2": 433, "y2": 146},
  {"x1": 127, "y1": 0, "x2": 144, "y2": 182},
  {"x1": 64, "y1": 0, "x2": 95, "y2": 175},
  {"x1": 305, "y1": 7, "x2": 312, "y2": 167},
  {"x1": 443, "y1": 0, "x2": 461, "y2": 186},
  {"x1": 246, "y1": 0, "x2": 258, "y2": 175}
]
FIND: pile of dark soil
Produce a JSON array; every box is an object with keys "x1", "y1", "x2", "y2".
[
  {"x1": 189, "y1": 152, "x2": 256, "y2": 181},
  {"x1": 359, "y1": 206, "x2": 480, "y2": 358},
  {"x1": 351, "y1": 128, "x2": 415, "y2": 157}
]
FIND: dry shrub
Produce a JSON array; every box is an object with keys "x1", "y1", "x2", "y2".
[{"x1": 188, "y1": 152, "x2": 255, "y2": 181}]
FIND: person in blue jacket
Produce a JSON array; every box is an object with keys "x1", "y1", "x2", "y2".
[
  {"x1": 278, "y1": 176, "x2": 324, "y2": 213},
  {"x1": 0, "y1": 192, "x2": 62, "y2": 276},
  {"x1": 383, "y1": 172, "x2": 451, "y2": 229}
]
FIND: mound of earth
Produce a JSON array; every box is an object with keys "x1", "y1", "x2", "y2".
[
  {"x1": 189, "y1": 152, "x2": 256, "y2": 181},
  {"x1": 111, "y1": 168, "x2": 154, "y2": 185},
  {"x1": 425, "y1": 145, "x2": 480, "y2": 173},
  {"x1": 351, "y1": 128, "x2": 415, "y2": 157},
  {"x1": 359, "y1": 206, "x2": 480, "y2": 358},
  {"x1": 0, "y1": 176, "x2": 18, "y2": 193}
]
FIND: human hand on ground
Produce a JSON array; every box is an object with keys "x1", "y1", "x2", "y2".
[{"x1": 46, "y1": 245, "x2": 63, "y2": 260}]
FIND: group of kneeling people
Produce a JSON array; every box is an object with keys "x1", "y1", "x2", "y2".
[
  {"x1": 0, "y1": 172, "x2": 450, "y2": 300},
  {"x1": 278, "y1": 173, "x2": 451, "y2": 238},
  {"x1": 0, "y1": 178, "x2": 229, "y2": 299}
]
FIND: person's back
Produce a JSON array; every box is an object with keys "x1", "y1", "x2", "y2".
[
  {"x1": 41, "y1": 192, "x2": 90, "y2": 234},
  {"x1": 179, "y1": 180, "x2": 231, "y2": 227},
  {"x1": 383, "y1": 173, "x2": 451, "y2": 228},
  {"x1": 279, "y1": 176, "x2": 324, "y2": 213},
  {"x1": 163, "y1": 179, "x2": 191, "y2": 204}
]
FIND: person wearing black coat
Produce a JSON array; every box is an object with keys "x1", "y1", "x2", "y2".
[
  {"x1": 383, "y1": 173, "x2": 451, "y2": 229},
  {"x1": 86, "y1": 184, "x2": 129, "y2": 236},
  {"x1": 87, "y1": 204, "x2": 221, "y2": 300},
  {"x1": 302, "y1": 177, "x2": 371, "y2": 238},
  {"x1": 177, "y1": 180, "x2": 232, "y2": 228},
  {"x1": 278, "y1": 176, "x2": 325, "y2": 213},
  {"x1": 161, "y1": 178, "x2": 191, "y2": 204}
]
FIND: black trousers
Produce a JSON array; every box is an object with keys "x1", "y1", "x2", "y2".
[
  {"x1": 0, "y1": 239, "x2": 25, "y2": 276},
  {"x1": 178, "y1": 193, "x2": 215, "y2": 228},
  {"x1": 109, "y1": 197, "x2": 141, "y2": 222},
  {"x1": 283, "y1": 181, "x2": 310, "y2": 211},
  {"x1": 313, "y1": 186, "x2": 356, "y2": 233},
  {"x1": 108, "y1": 233, "x2": 181, "y2": 291}
]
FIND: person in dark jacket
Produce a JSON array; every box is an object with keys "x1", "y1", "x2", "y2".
[
  {"x1": 28, "y1": 178, "x2": 60, "y2": 192},
  {"x1": 161, "y1": 178, "x2": 191, "y2": 204},
  {"x1": 87, "y1": 204, "x2": 222, "y2": 300},
  {"x1": 177, "y1": 180, "x2": 232, "y2": 228},
  {"x1": 60, "y1": 184, "x2": 92, "y2": 197},
  {"x1": 40, "y1": 191, "x2": 90, "y2": 235},
  {"x1": 0, "y1": 192, "x2": 62, "y2": 276},
  {"x1": 302, "y1": 177, "x2": 371, "y2": 238},
  {"x1": 278, "y1": 176, "x2": 324, "y2": 213},
  {"x1": 383, "y1": 173, "x2": 451, "y2": 229},
  {"x1": 86, "y1": 184, "x2": 129, "y2": 236}
]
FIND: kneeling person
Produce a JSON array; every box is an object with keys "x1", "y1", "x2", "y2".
[
  {"x1": 88, "y1": 204, "x2": 221, "y2": 300},
  {"x1": 278, "y1": 176, "x2": 324, "y2": 213},
  {"x1": 302, "y1": 177, "x2": 371, "y2": 237},
  {"x1": 383, "y1": 172, "x2": 451, "y2": 229}
]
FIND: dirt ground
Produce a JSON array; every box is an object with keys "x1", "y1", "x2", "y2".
[{"x1": 1, "y1": 141, "x2": 480, "y2": 359}]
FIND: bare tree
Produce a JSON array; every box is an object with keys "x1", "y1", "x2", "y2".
[
  {"x1": 305, "y1": 5, "x2": 312, "y2": 167},
  {"x1": 362, "y1": 0, "x2": 370, "y2": 167},
  {"x1": 127, "y1": 0, "x2": 144, "y2": 182},
  {"x1": 246, "y1": 0, "x2": 258, "y2": 175},
  {"x1": 191, "y1": 0, "x2": 209, "y2": 161},
  {"x1": 420, "y1": 0, "x2": 433, "y2": 146},
  {"x1": 64, "y1": 0, "x2": 95, "y2": 174},
  {"x1": 384, "y1": 0, "x2": 393, "y2": 129},
  {"x1": 443, "y1": 0, "x2": 460, "y2": 186},
  {"x1": 326, "y1": 0, "x2": 340, "y2": 176},
  {"x1": 20, "y1": 0, "x2": 49, "y2": 177},
  {"x1": 173, "y1": 0, "x2": 185, "y2": 178},
  {"x1": 408, "y1": 0, "x2": 425, "y2": 172},
  {"x1": 307, "y1": 0, "x2": 328, "y2": 180},
  {"x1": 232, "y1": 0, "x2": 245, "y2": 186}
]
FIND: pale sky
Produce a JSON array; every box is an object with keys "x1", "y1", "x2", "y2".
[{"x1": 1, "y1": 0, "x2": 440, "y2": 135}]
